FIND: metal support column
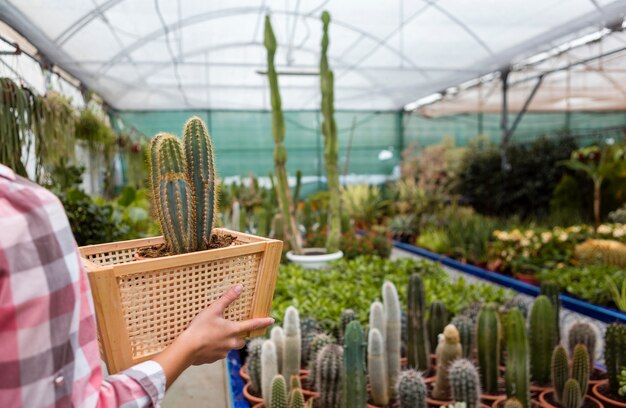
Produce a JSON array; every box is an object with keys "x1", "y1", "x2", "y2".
[{"x1": 500, "y1": 69, "x2": 511, "y2": 170}]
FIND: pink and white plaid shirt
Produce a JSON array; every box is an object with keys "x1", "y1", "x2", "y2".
[{"x1": 0, "y1": 164, "x2": 166, "y2": 407}]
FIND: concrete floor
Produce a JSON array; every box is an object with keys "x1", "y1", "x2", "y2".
[{"x1": 162, "y1": 360, "x2": 230, "y2": 408}]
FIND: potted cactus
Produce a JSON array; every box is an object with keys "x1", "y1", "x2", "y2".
[
  {"x1": 78, "y1": 116, "x2": 283, "y2": 374},
  {"x1": 592, "y1": 323, "x2": 626, "y2": 407}
]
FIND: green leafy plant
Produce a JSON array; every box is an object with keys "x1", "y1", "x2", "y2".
[
  {"x1": 607, "y1": 276, "x2": 626, "y2": 312},
  {"x1": 619, "y1": 366, "x2": 626, "y2": 397},
  {"x1": 75, "y1": 109, "x2": 113, "y2": 148},
  {"x1": 341, "y1": 184, "x2": 388, "y2": 228}
]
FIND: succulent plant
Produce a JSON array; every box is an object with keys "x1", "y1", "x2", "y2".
[
  {"x1": 551, "y1": 345, "x2": 569, "y2": 403},
  {"x1": 432, "y1": 325, "x2": 463, "y2": 401},
  {"x1": 339, "y1": 309, "x2": 357, "y2": 343},
  {"x1": 369, "y1": 301, "x2": 385, "y2": 340},
  {"x1": 396, "y1": 369, "x2": 427, "y2": 408},
  {"x1": 449, "y1": 359, "x2": 481, "y2": 408},
  {"x1": 283, "y1": 307, "x2": 301, "y2": 391},
  {"x1": 476, "y1": 304, "x2": 500, "y2": 395},
  {"x1": 571, "y1": 344, "x2": 590, "y2": 396},
  {"x1": 368, "y1": 328, "x2": 389, "y2": 406},
  {"x1": 289, "y1": 388, "x2": 305, "y2": 408},
  {"x1": 262, "y1": 340, "x2": 279, "y2": 405},
  {"x1": 290, "y1": 375, "x2": 302, "y2": 391},
  {"x1": 561, "y1": 379, "x2": 583, "y2": 408},
  {"x1": 450, "y1": 315, "x2": 473, "y2": 359},
  {"x1": 568, "y1": 322, "x2": 596, "y2": 368},
  {"x1": 300, "y1": 317, "x2": 322, "y2": 367},
  {"x1": 407, "y1": 273, "x2": 430, "y2": 371},
  {"x1": 504, "y1": 308, "x2": 530, "y2": 408},
  {"x1": 308, "y1": 333, "x2": 333, "y2": 389},
  {"x1": 605, "y1": 323, "x2": 626, "y2": 393},
  {"x1": 540, "y1": 281, "x2": 561, "y2": 342},
  {"x1": 316, "y1": 344, "x2": 343, "y2": 408},
  {"x1": 245, "y1": 338, "x2": 264, "y2": 395},
  {"x1": 575, "y1": 239, "x2": 626, "y2": 268},
  {"x1": 271, "y1": 326, "x2": 285, "y2": 374},
  {"x1": 343, "y1": 320, "x2": 366, "y2": 408},
  {"x1": 428, "y1": 301, "x2": 448, "y2": 353},
  {"x1": 383, "y1": 281, "x2": 402, "y2": 397},
  {"x1": 271, "y1": 374, "x2": 288, "y2": 408},
  {"x1": 528, "y1": 296, "x2": 556, "y2": 385}
]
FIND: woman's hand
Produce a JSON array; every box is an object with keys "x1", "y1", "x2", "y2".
[{"x1": 153, "y1": 284, "x2": 274, "y2": 387}]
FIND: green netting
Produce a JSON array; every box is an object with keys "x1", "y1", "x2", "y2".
[{"x1": 120, "y1": 110, "x2": 626, "y2": 178}]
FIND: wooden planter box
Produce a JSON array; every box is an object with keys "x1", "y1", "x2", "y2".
[{"x1": 79, "y1": 228, "x2": 282, "y2": 374}]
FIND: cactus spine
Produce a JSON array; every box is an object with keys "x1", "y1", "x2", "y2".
[
  {"x1": 540, "y1": 281, "x2": 561, "y2": 342},
  {"x1": 369, "y1": 301, "x2": 385, "y2": 340},
  {"x1": 263, "y1": 15, "x2": 303, "y2": 254},
  {"x1": 316, "y1": 344, "x2": 343, "y2": 408},
  {"x1": 383, "y1": 281, "x2": 401, "y2": 398},
  {"x1": 605, "y1": 323, "x2": 626, "y2": 393},
  {"x1": 528, "y1": 295, "x2": 556, "y2": 385},
  {"x1": 477, "y1": 304, "x2": 500, "y2": 395},
  {"x1": 368, "y1": 328, "x2": 389, "y2": 406},
  {"x1": 428, "y1": 301, "x2": 448, "y2": 353},
  {"x1": 271, "y1": 326, "x2": 285, "y2": 374},
  {"x1": 283, "y1": 307, "x2": 301, "y2": 391},
  {"x1": 407, "y1": 273, "x2": 430, "y2": 371},
  {"x1": 551, "y1": 345, "x2": 569, "y2": 403},
  {"x1": 396, "y1": 369, "x2": 427, "y2": 408},
  {"x1": 504, "y1": 308, "x2": 530, "y2": 408},
  {"x1": 289, "y1": 388, "x2": 305, "y2": 408},
  {"x1": 432, "y1": 325, "x2": 463, "y2": 401},
  {"x1": 449, "y1": 359, "x2": 481, "y2": 408},
  {"x1": 562, "y1": 379, "x2": 583, "y2": 408},
  {"x1": 308, "y1": 333, "x2": 333, "y2": 389},
  {"x1": 568, "y1": 322, "x2": 596, "y2": 368},
  {"x1": 245, "y1": 338, "x2": 264, "y2": 395},
  {"x1": 571, "y1": 344, "x2": 590, "y2": 396},
  {"x1": 263, "y1": 340, "x2": 279, "y2": 405},
  {"x1": 451, "y1": 315, "x2": 473, "y2": 359},
  {"x1": 342, "y1": 321, "x2": 366, "y2": 408},
  {"x1": 339, "y1": 309, "x2": 356, "y2": 343},
  {"x1": 271, "y1": 375, "x2": 288, "y2": 408},
  {"x1": 320, "y1": 10, "x2": 341, "y2": 254}
]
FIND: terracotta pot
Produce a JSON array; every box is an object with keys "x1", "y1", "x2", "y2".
[
  {"x1": 514, "y1": 272, "x2": 540, "y2": 286},
  {"x1": 592, "y1": 380, "x2": 626, "y2": 407},
  {"x1": 539, "y1": 389, "x2": 602, "y2": 408},
  {"x1": 252, "y1": 403, "x2": 263, "y2": 408},
  {"x1": 240, "y1": 365, "x2": 250, "y2": 382},
  {"x1": 481, "y1": 392, "x2": 507, "y2": 404},
  {"x1": 490, "y1": 396, "x2": 507, "y2": 408},
  {"x1": 243, "y1": 382, "x2": 264, "y2": 405},
  {"x1": 529, "y1": 383, "x2": 553, "y2": 394},
  {"x1": 589, "y1": 367, "x2": 609, "y2": 386},
  {"x1": 427, "y1": 396, "x2": 454, "y2": 406},
  {"x1": 491, "y1": 397, "x2": 543, "y2": 408}
]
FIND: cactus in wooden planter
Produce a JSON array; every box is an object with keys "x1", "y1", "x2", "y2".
[
  {"x1": 552, "y1": 345, "x2": 569, "y2": 403},
  {"x1": 605, "y1": 322, "x2": 626, "y2": 393},
  {"x1": 428, "y1": 301, "x2": 448, "y2": 353},
  {"x1": 540, "y1": 281, "x2": 561, "y2": 342},
  {"x1": 283, "y1": 307, "x2": 301, "y2": 391},
  {"x1": 568, "y1": 322, "x2": 596, "y2": 369},
  {"x1": 316, "y1": 344, "x2": 343, "y2": 408},
  {"x1": 271, "y1": 374, "x2": 288, "y2": 408},
  {"x1": 528, "y1": 296, "x2": 556, "y2": 386},
  {"x1": 343, "y1": 320, "x2": 366, "y2": 408},
  {"x1": 432, "y1": 325, "x2": 463, "y2": 401},
  {"x1": 477, "y1": 304, "x2": 500, "y2": 395},
  {"x1": 368, "y1": 328, "x2": 388, "y2": 406},
  {"x1": 407, "y1": 273, "x2": 430, "y2": 371},
  {"x1": 449, "y1": 359, "x2": 481, "y2": 408},
  {"x1": 263, "y1": 340, "x2": 280, "y2": 405},
  {"x1": 396, "y1": 369, "x2": 427, "y2": 408},
  {"x1": 383, "y1": 281, "x2": 401, "y2": 398},
  {"x1": 505, "y1": 308, "x2": 530, "y2": 408},
  {"x1": 246, "y1": 338, "x2": 264, "y2": 395}
]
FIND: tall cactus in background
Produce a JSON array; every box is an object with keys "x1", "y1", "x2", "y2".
[
  {"x1": 262, "y1": 340, "x2": 279, "y2": 406},
  {"x1": 245, "y1": 338, "x2": 264, "y2": 396},
  {"x1": 428, "y1": 301, "x2": 449, "y2": 353},
  {"x1": 605, "y1": 322, "x2": 626, "y2": 393},
  {"x1": 283, "y1": 307, "x2": 301, "y2": 391},
  {"x1": 407, "y1": 273, "x2": 431, "y2": 371},
  {"x1": 540, "y1": 281, "x2": 561, "y2": 342},
  {"x1": 432, "y1": 325, "x2": 463, "y2": 401},
  {"x1": 271, "y1": 326, "x2": 285, "y2": 374},
  {"x1": 551, "y1": 345, "x2": 569, "y2": 403},
  {"x1": 316, "y1": 344, "x2": 343, "y2": 408},
  {"x1": 368, "y1": 328, "x2": 389, "y2": 406},
  {"x1": 342, "y1": 321, "x2": 366, "y2": 408},
  {"x1": 319, "y1": 10, "x2": 341, "y2": 254},
  {"x1": 396, "y1": 369, "x2": 427, "y2": 408},
  {"x1": 270, "y1": 375, "x2": 288, "y2": 408},
  {"x1": 451, "y1": 315, "x2": 473, "y2": 359},
  {"x1": 263, "y1": 15, "x2": 303, "y2": 254},
  {"x1": 568, "y1": 322, "x2": 596, "y2": 369},
  {"x1": 505, "y1": 308, "x2": 530, "y2": 408},
  {"x1": 449, "y1": 359, "x2": 481, "y2": 408},
  {"x1": 571, "y1": 344, "x2": 590, "y2": 396},
  {"x1": 528, "y1": 296, "x2": 556, "y2": 385},
  {"x1": 383, "y1": 281, "x2": 401, "y2": 398},
  {"x1": 477, "y1": 304, "x2": 500, "y2": 395},
  {"x1": 369, "y1": 301, "x2": 385, "y2": 340}
]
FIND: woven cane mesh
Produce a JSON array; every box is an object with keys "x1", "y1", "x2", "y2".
[{"x1": 87, "y1": 247, "x2": 137, "y2": 266}]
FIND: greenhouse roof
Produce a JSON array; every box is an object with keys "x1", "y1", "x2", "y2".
[{"x1": 1, "y1": 0, "x2": 626, "y2": 111}]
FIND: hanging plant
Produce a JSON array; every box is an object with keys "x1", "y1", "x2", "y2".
[
  {"x1": 75, "y1": 109, "x2": 114, "y2": 149},
  {"x1": 0, "y1": 77, "x2": 31, "y2": 176}
]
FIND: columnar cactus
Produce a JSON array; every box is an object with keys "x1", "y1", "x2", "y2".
[
  {"x1": 407, "y1": 273, "x2": 430, "y2": 371},
  {"x1": 342, "y1": 321, "x2": 366, "y2": 408},
  {"x1": 283, "y1": 307, "x2": 301, "y2": 391},
  {"x1": 551, "y1": 345, "x2": 569, "y2": 403},
  {"x1": 449, "y1": 359, "x2": 481, "y2": 408},
  {"x1": 505, "y1": 308, "x2": 530, "y2": 408},
  {"x1": 263, "y1": 340, "x2": 279, "y2": 405},
  {"x1": 568, "y1": 322, "x2": 596, "y2": 368},
  {"x1": 368, "y1": 329, "x2": 389, "y2": 406},
  {"x1": 432, "y1": 325, "x2": 463, "y2": 401},
  {"x1": 369, "y1": 301, "x2": 385, "y2": 340},
  {"x1": 308, "y1": 333, "x2": 333, "y2": 389},
  {"x1": 605, "y1": 323, "x2": 626, "y2": 393},
  {"x1": 396, "y1": 369, "x2": 427, "y2": 408},
  {"x1": 289, "y1": 388, "x2": 305, "y2": 408},
  {"x1": 562, "y1": 379, "x2": 583, "y2": 408},
  {"x1": 571, "y1": 344, "x2": 590, "y2": 396},
  {"x1": 428, "y1": 301, "x2": 448, "y2": 353},
  {"x1": 540, "y1": 281, "x2": 561, "y2": 342},
  {"x1": 383, "y1": 281, "x2": 401, "y2": 397},
  {"x1": 245, "y1": 338, "x2": 264, "y2": 395},
  {"x1": 528, "y1": 296, "x2": 556, "y2": 385},
  {"x1": 301, "y1": 317, "x2": 322, "y2": 366},
  {"x1": 271, "y1": 326, "x2": 285, "y2": 374},
  {"x1": 316, "y1": 344, "x2": 343, "y2": 408},
  {"x1": 290, "y1": 375, "x2": 302, "y2": 391},
  {"x1": 271, "y1": 375, "x2": 288, "y2": 408},
  {"x1": 263, "y1": 15, "x2": 303, "y2": 254},
  {"x1": 477, "y1": 304, "x2": 500, "y2": 395},
  {"x1": 339, "y1": 309, "x2": 356, "y2": 343},
  {"x1": 450, "y1": 315, "x2": 473, "y2": 359}
]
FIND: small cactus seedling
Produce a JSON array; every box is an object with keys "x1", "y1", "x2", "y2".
[
  {"x1": 283, "y1": 307, "x2": 301, "y2": 391},
  {"x1": 289, "y1": 388, "x2": 305, "y2": 408},
  {"x1": 528, "y1": 296, "x2": 556, "y2": 385},
  {"x1": 449, "y1": 359, "x2": 481, "y2": 408},
  {"x1": 271, "y1": 374, "x2": 288, "y2": 408},
  {"x1": 407, "y1": 273, "x2": 431, "y2": 371},
  {"x1": 383, "y1": 281, "x2": 402, "y2": 398},
  {"x1": 396, "y1": 369, "x2": 427, "y2": 408},
  {"x1": 432, "y1": 325, "x2": 463, "y2": 401},
  {"x1": 368, "y1": 328, "x2": 389, "y2": 406},
  {"x1": 567, "y1": 322, "x2": 596, "y2": 369},
  {"x1": 551, "y1": 345, "x2": 569, "y2": 403}
]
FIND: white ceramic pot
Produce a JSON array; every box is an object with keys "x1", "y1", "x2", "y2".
[{"x1": 286, "y1": 248, "x2": 344, "y2": 269}]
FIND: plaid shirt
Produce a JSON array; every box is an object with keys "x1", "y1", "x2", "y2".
[{"x1": 0, "y1": 164, "x2": 166, "y2": 407}]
